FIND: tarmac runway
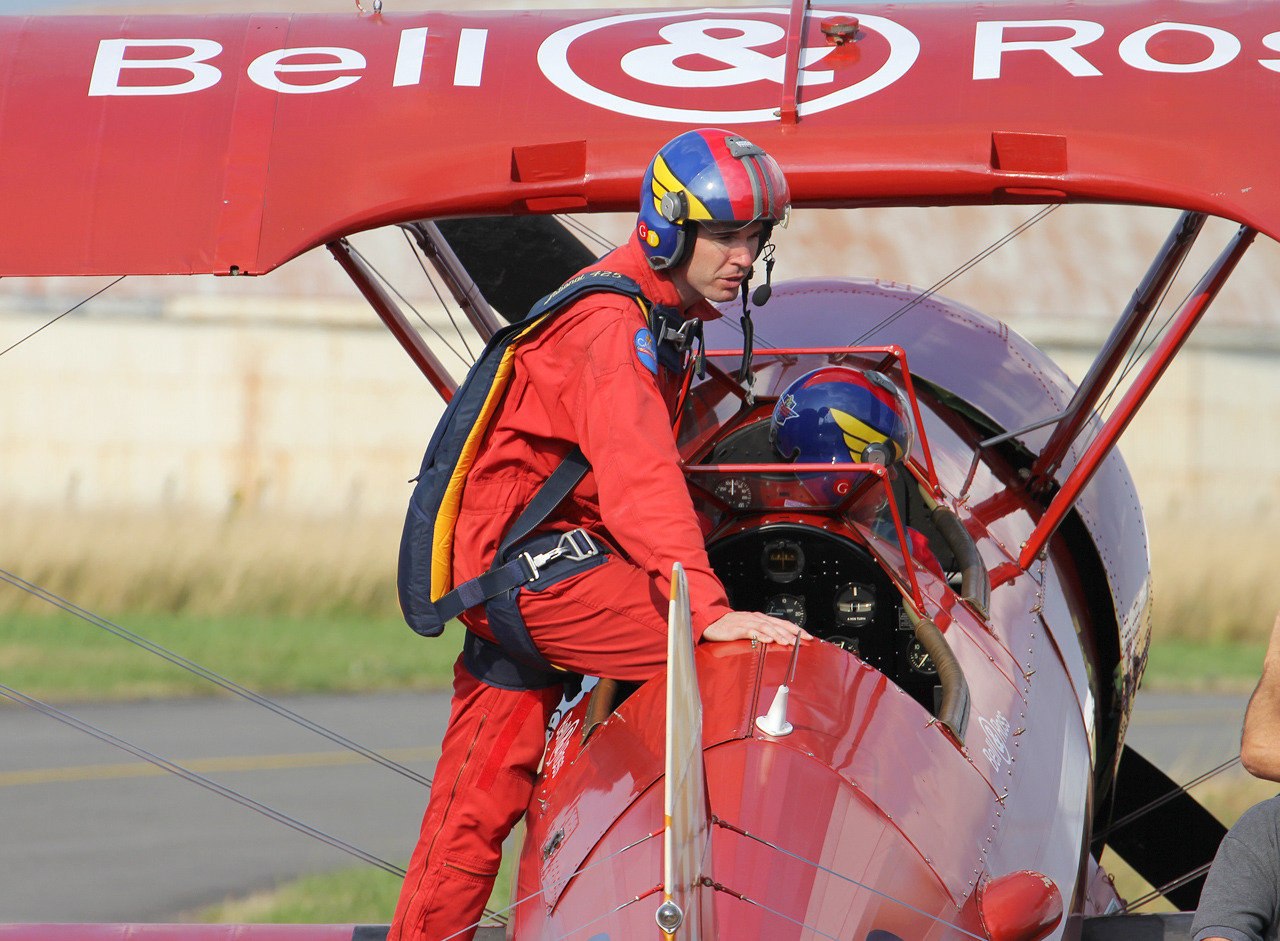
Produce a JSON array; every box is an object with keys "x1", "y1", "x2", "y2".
[
  {"x1": 0, "y1": 685, "x2": 1257, "y2": 923},
  {"x1": 0, "y1": 691, "x2": 450, "y2": 923}
]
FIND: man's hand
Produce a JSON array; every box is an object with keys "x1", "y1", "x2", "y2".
[
  {"x1": 702, "y1": 610, "x2": 812, "y2": 646},
  {"x1": 1242, "y1": 609, "x2": 1280, "y2": 781}
]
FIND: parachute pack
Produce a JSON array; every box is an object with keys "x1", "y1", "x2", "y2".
[{"x1": 396, "y1": 269, "x2": 695, "y2": 642}]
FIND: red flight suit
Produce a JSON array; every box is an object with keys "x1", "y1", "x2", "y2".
[{"x1": 389, "y1": 234, "x2": 734, "y2": 941}]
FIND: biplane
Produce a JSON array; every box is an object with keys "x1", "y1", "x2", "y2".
[{"x1": 0, "y1": 0, "x2": 1270, "y2": 938}]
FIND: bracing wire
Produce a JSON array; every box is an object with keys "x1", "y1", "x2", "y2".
[
  {"x1": 1085, "y1": 254, "x2": 1195, "y2": 441},
  {"x1": 718, "y1": 205, "x2": 1060, "y2": 354},
  {"x1": 472, "y1": 830, "x2": 662, "y2": 941},
  {"x1": 0, "y1": 682, "x2": 407, "y2": 878},
  {"x1": 1097, "y1": 755, "x2": 1242, "y2": 841},
  {"x1": 1123, "y1": 863, "x2": 1212, "y2": 913},
  {"x1": 345, "y1": 237, "x2": 473, "y2": 368},
  {"x1": 0, "y1": 276, "x2": 127, "y2": 358},
  {"x1": 712, "y1": 815, "x2": 989, "y2": 941},
  {"x1": 554, "y1": 214, "x2": 618, "y2": 255},
  {"x1": 397, "y1": 228, "x2": 478, "y2": 363},
  {"x1": 0, "y1": 566, "x2": 433, "y2": 790},
  {"x1": 850, "y1": 205, "x2": 1061, "y2": 348},
  {"x1": 1095, "y1": 754, "x2": 1241, "y2": 912},
  {"x1": 700, "y1": 885, "x2": 847, "y2": 941}
]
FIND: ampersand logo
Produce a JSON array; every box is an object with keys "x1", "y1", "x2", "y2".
[{"x1": 538, "y1": 7, "x2": 919, "y2": 123}]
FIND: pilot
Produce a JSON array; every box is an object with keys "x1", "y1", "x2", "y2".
[
  {"x1": 769, "y1": 365, "x2": 915, "y2": 505},
  {"x1": 768, "y1": 366, "x2": 948, "y2": 581},
  {"x1": 389, "y1": 129, "x2": 807, "y2": 941}
]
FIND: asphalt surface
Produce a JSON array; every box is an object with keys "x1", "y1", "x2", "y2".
[
  {"x1": 0, "y1": 691, "x2": 451, "y2": 923},
  {"x1": 0, "y1": 687, "x2": 1257, "y2": 924}
]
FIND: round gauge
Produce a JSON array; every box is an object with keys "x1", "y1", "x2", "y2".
[
  {"x1": 713, "y1": 476, "x2": 753, "y2": 509},
  {"x1": 834, "y1": 583, "x2": 876, "y2": 630},
  {"x1": 762, "y1": 539, "x2": 804, "y2": 583},
  {"x1": 765, "y1": 594, "x2": 807, "y2": 628},
  {"x1": 828, "y1": 635, "x2": 861, "y2": 654},
  {"x1": 906, "y1": 639, "x2": 937, "y2": 675}
]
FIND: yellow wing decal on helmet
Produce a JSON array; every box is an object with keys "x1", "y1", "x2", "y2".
[
  {"x1": 830, "y1": 408, "x2": 890, "y2": 461},
  {"x1": 651, "y1": 155, "x2": 712, "y2": 221}
]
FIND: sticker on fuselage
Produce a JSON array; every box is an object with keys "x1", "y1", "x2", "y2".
[{"x1": 979, "y1": 710, "x2": 1013, "y2": 773}]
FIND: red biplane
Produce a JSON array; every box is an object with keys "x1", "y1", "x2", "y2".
[{"x1": 0, "y1": 1, "x2": 1268, "y2": 939}]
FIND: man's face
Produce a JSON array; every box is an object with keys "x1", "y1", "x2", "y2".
[{"x1": 673, "y1": 220, "x2": 764, "y2": 308}]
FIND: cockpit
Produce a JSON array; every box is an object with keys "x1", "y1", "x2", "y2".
[{"x1": 680, "y1": 353, "x2": 987, "y2": 741}]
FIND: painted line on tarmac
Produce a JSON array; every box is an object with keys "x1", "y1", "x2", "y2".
[{"x1": 0, "y1": 746, "x2": 440, "y2": 787}]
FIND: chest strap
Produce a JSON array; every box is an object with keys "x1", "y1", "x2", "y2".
[{"x1": 432, "y1": 447, "x2": 601, "y2": 623}]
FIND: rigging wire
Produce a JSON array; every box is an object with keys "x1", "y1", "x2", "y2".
[
  {"x1": 700, "y1": 883, "x2": 847, "y2": 941},
  {"x1": 1084, "y1": 258, "x2": 1194, "y2": 443},
  {"x1": 1096, "y1": 754, "x2": 1242, "y2": 841},
  {"x1": 344, "y1": 236, "x2": 473, "y2": 368},
  {"x1": 714, "y1": 205, "x2": 1060, "y2": 354},
  {"x1": 0, "y1": 566, "x2": 433, "y2": 790},
  {"x1": 711, "y1": 815, "x2": 989, "y2": 941},
  {"x1": 554, "y1": 214, "x2": 619, "y2": 255},
  {"x1": 0, "y1": 276, "x2": 127, "y2": 359},
  {"x1": 474, "y1": 830, "x2": 662, "y2": 940},
  {"x1": 398, "y1": 227, "x2": 478, "y2": 363},
  {"x1": 0, "y1": 681, "x2": 407, "y2": 878},
  {"x1": 1093, "y1": 754, "x2": 1241, "y2": 912},
  {"x1": 850, "y1": 205, "x2": 1061, "y2": 348},
  {"x1": 1122, "y1": 863, "x2": 1212, "y2": 913}
]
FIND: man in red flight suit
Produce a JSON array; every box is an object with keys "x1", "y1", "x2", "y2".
[{"x1": 389, "y1": 128, "x2": 805, "y2": 941}]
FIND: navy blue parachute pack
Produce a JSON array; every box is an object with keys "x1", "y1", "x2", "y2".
[{"x1": 396, "y1": 268, "x2": 699, "y2": 687}]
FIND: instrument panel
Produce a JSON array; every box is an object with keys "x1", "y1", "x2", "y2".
[{"x1": 707, "y1": 524, "x2": 938, "y2": 708}]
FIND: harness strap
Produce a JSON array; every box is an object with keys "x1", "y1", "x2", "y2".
[{"x1": 433, "y1": 448, "x2": 592, "y2": 622}]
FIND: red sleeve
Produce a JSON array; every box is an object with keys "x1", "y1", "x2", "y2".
[{"x1": 564, "y1": 306, "x2": 733, "y2": 638}]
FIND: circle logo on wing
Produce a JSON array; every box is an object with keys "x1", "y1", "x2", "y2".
[{"x1": 538, "y1": 7, "x2": 919, "y2": 123}]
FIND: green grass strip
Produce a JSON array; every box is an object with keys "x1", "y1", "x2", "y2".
[{"x1": 1, "y1": 611, "x2": 462, "y2": 702}]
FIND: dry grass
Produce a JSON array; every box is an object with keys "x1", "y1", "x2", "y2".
[
  {"x1": 0, "y1": 508, "x2": 403, "y2": 618},
  {"x1": 1148, "y1": 517, "x2": 1280, "y2": 645},
  {"x1": 2, "y1": 509, "x2": 1275, "y2": 637}
]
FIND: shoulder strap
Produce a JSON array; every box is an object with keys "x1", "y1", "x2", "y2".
[
  {"x1": 524, "y1": 269, "x2": 647, "y2": 323},
  {"x1": 431, "y1": 446, "x2": 589, "y2": 623}
]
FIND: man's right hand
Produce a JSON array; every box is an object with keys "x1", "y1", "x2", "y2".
[{"x1": 701, "y1": 610, "x2": 812, "y2": 647}]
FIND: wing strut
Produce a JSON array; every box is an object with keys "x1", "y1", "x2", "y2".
[
  {"x1": 1027, "y1": 211, "x2": 1207, "y2": 491},
  {"x1": 327, "y1": 238, "x2": 458, "y2": 401},
  {"x1": 658, "y1": 563, "x2": 714, "y2": 939},
  {"x1": 403, "y1": 222, "x2": 504, "y2": 341},
  {"x1": 1018, "y1": 224, "x2": 1257, "y2": 569}
]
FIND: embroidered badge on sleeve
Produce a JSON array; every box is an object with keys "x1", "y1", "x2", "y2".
[{"x1": 634, "y1": 328, "x2": 658, "y2": 376}]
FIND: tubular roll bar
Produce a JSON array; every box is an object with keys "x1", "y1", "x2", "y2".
[
  {"x1": 327, "y1": 238, "x2": 458, "y2": 401},
  {"x1": 1018, "y1": 224, "x2": 1257, "y2": 570},
  {"x1": 703, "y1": 344, "x2": 941, "y2": 495}
]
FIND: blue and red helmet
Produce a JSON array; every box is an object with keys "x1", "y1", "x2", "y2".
[
  {"x1": 638, "y1": 128, "x2": 790, "y2": 270},
  {"x1": 770, "y1": 367, "x2": 914, "y2": 502}
]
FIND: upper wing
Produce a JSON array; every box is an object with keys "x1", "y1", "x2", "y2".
[{"x1": 3, "y1": 2, "x2": 1278, "y2": 276}]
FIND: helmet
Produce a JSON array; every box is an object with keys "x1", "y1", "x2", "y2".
[
  {"x1": 637, "y1": 128, "x2": 790, "y2": 270},
  {"x1": 770, "y1": 367, "x2": 914, "y2": 502}
]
